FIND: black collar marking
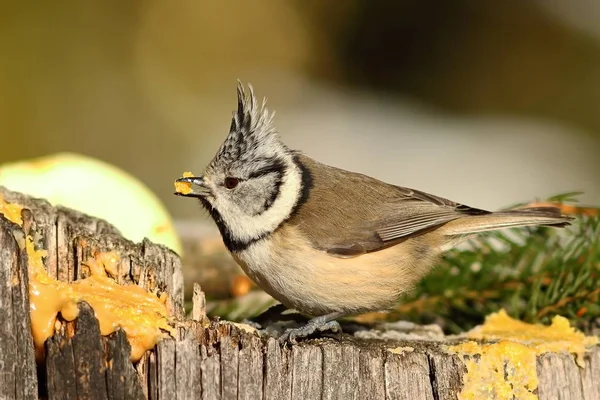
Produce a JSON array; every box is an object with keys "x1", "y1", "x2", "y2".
[{"x1": 202, "y1": 155, "x2": 311, "y2": 253}]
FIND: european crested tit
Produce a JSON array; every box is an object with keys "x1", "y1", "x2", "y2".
[{"x1": 175, "y1": 82, "x2": 571, "y2": 343}]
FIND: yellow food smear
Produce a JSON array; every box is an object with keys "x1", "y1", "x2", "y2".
[
  {"x1": 0, "y1": 194, "x2": 24, "y2": 225},
  {"x1": 0, "y1": 194, "x2": 175, "y2": 362},
  {"x1": 174, "y1": 171, "x2": 194, "y2": 195},
  {"x1": 447, "y1": 309, "x2": 599, "y2": 400}
]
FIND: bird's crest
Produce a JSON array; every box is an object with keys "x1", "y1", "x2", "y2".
[
  {"x1": 230, "y1": 81, "x2": 275, "y2": 139},
  {"x1": 209, "y1": 82, "x2": 286, "y2": 170}
]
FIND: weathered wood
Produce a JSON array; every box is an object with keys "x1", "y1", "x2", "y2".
[
  {"x1": 427, "y1": 352, "x2": 465, "y2": 400},
  {"x1": 174, "y1": 336, "x2": 202, "y2": 400},
  {"x1": 537, "y1": 350, "x2": 600, "y2": 400},
  {"x1": 264, "y1": 338, "x2": 292, "y2": 400},
  {"x1": 155, "y1": 338, "x2": 176, "y2": 399},
  {"x1": 358, "y1": 348, "x2": 385, "y2": 399},
  {"x1": 45, "y1": 302, "x2": 147, "y2": 400},
  {"x1": 2, "y1": 188, "x2": 184, "y2": 320},
  {"x1": 143, "y1": 351, "x2": 158, "y2": 400},
  {"x1": 47, "y1": 302, "x2": 110, "y2": 400},
  {"x1": 1, "y1": 186, "x2": 600, "y2": 400},
  {"x1": 192, "y1": 282, "x2": 206, "y2": 322},
  {"x1": 291, "y1": 344, "x2": 323, "y2": 399},
  {"x1": 581, "y1": 348, "x2": 600, "y2": 399},
  {"x1": 385, "y1": 350, "x2": 434, "y2": 400},
  {"x1": 200, "y1": 344, "x2": 221, "y2": 400},
  {"x1": 0, "y1": 217, "x2": 38, "y2": 400},
  {"x1": 322, "y1": 344, "x2": 360, "y2": 399},
  {"x1": 105, "y1": 328, "x2": 147, "y2": 400},
  {"x1": 3, "y1": 186, "x2": 185, "y2": 399},
  {"x1": 237, "y1": 335, "x2": 264, "y2": 400}
]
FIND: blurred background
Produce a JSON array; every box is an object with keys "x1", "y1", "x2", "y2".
[
  {"x1": 2, "y1": 1, "x2": 600, "y2": 314},
  {"x1": 2, "y1": 1, "x2": 600, "y2": 214}
]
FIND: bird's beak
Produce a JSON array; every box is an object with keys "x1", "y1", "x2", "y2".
[{"x1": 174, "y1": 176, "x2": 210, "y2": 198}]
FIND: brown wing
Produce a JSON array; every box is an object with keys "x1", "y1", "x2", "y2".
[{"x1": 287, "y1": 154, "x2": 489, "y2": 257}]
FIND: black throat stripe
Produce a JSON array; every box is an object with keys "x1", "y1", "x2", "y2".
[{"x1": 198, "y1": 197, "x2": 266, "y2": 253}]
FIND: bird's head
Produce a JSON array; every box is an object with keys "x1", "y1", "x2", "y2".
[{"x1": 176, "y1": 82, "x2": 304, "y2": 251}]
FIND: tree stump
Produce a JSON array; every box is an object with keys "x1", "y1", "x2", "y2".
[{"x1": 0, "y1": 186, "x2": 598, "y2": 400}]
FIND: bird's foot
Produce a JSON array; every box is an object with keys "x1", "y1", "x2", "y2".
[{"x1": 278, "y1": 314, "x2": 343, "y2": 344}]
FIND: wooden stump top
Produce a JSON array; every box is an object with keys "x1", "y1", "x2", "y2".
[{"x1": 0, "y1": 186, "x2": 598, "y2": 400}]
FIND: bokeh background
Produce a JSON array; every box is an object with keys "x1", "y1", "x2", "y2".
[{"x1": 2, "y1": 0, "x2": 600, "y2": 221}]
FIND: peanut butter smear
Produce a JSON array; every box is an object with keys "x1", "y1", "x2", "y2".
[
  {"x1": 0, "y1": 194, "x2": 175, "y2": 362},
  {"x1": 0, "y1": 195, "x2": 23, "y2": 225},
  {"x1": 173, "y1": 171, "x2": 194, "y2": 195},
  {"x1": 447, "y1": 309, "x2": 599, "y2": 400}
]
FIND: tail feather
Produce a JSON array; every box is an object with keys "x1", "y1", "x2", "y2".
[{"x1": 442, "y1": 206, "x2": 573, "y2": 236}]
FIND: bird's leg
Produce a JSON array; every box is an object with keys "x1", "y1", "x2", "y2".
[{"x1": 278, "y1": 312, "x2": 344, "y2": 344}]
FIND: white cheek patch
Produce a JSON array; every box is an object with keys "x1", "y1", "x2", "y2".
[{"x1": 216, "y1": 158, "x2": 302, "y2": 243}]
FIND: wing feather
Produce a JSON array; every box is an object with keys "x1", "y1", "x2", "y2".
[{"x1": 287, "y1": 154, "x2": 490, "y2": 256}]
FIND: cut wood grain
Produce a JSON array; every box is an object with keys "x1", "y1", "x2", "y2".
[{"x1": 1, "y1": 186, "x2": 599, "y2": 400}]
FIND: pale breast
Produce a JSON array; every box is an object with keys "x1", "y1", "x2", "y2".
[{"x1": 233, "y1": 225, "x2": 442, "y2": 317}]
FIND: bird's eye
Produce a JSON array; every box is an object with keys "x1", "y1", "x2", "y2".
[{"x1": 224, "y1": 177, "x2": 239, "y2": 189}]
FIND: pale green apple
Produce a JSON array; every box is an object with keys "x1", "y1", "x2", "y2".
[{"x1": 0, "y1": 153, "x2": 182, "y2": 254}]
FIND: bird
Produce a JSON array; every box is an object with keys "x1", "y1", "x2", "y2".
[{"x1": 175, "y1": 82, "x2": 572, "y2": 343}]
